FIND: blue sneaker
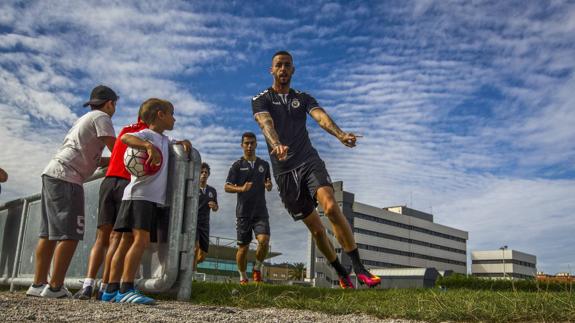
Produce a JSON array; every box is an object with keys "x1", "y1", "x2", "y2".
[
  {"x1": 115, "y1": 289, "x2": 155, "y2": 305},
  {"x1": 101, "y1": 290, "x2": 118, "y2": 302}
]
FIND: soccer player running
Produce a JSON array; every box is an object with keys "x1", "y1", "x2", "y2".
[
  {"x1": 251, "y1": 51, "x2": 381, "y2": 289},
  {"x1": 225, "y1": 132, "x2": 272, "y2": 285},
  {"x1": 192, "y1": 163, "x2": 219, "y2": 274}
]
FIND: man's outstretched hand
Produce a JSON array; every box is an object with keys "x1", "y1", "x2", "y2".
[{"x1": 339, "y1": 132, "x2": 360, "y2": 148}]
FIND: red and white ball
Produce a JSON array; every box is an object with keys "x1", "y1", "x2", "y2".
[{"x1": 124, "y1": 146, "x2": 163, "y2": 177}]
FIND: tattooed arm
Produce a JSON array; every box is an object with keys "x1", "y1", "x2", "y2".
[
  {"x1": 309, "y1": 107, "x2": 357, "y2": 148},
  {"x1": 254, "y1": 112, "x2": 289, "y2": 160}
]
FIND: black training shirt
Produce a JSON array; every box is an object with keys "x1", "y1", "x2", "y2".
[
  {"x1": 198, "y1": 184, "x2": 217, "y2": 225},
  {"x1": 252, "y1": 87, "x2": 322, "y2": 175},
  {"x1": 226, "y1": 156, "x2": 271, "y2": 218}
]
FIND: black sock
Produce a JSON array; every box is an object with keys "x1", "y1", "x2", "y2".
[
  {"x1": 330, "y1": 258, "x2": 349, "y2": 278},
  {"x1": 106, "y1": 283, "x2": 120, "y2": 293},
  {"x1": 32, "y1": 283, "x2": 45, "y2": 288},
  {"x1": 346, "y1": 248, "x2": 365, "y2": 273},
  {"x1": 120, "y1": 282, "x2": 135, "y2": 294}
]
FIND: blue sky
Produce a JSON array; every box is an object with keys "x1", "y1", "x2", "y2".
[{"x1": 1, "y1": 0, "x2": 574, "y2": 274}]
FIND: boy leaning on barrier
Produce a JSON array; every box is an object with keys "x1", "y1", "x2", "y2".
[
  {"x1": 73, "y1": 111, "x2": 148, "y2": 300},
  {"x1": 101, "y1": 98, "x2": 190, "y2": 305},
  {"x1": 26, "y1": 85, "x2": 117, "y2": 298}
]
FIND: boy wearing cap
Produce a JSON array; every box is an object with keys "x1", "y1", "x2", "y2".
[{"x1": 26, "y1": 85, "x2": 117, "y2": 299}]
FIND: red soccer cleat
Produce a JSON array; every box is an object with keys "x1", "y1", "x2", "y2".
[
  {"x1": 252, "y1": 270, "x2": 262, "y2": 283},
  {"x1": 338, "y1": 275, "x2": 355, "y2": 289},
  {"x1": 239, "y1": 279, "x2": 249, "y2": 286},
  {"x1": 356, "y1": 271, "x2": 381, "y2": 288}
]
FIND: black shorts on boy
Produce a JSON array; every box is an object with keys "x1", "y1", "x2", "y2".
[{"x1": 98, "y1": 177, "x2": 129, "y2": 227}]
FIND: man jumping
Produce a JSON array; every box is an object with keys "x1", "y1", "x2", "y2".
[{"x1": 251, "y1": 51, "x2": 381, "y2": 289}]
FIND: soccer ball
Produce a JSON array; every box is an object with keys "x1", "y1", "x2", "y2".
[{"x1": 124, "y1": 146, "x2": 163, "y2": 177}]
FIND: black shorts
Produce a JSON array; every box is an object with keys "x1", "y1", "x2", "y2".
[
  {"x1": 97, "y1": 177, "x2": 129, "y2": 228},
  {"x1": 236, "y1": 216, "x2": 270, "y2": 246},
  {"x1": 113, "y1": 200, "x2": 170, "y2": 243},
  {"x1": 196, "y1": 222, "x2": 209, "y2": 253},
  {"x1": 275, "y1": 159, "x2": 333, "y2": 221}
]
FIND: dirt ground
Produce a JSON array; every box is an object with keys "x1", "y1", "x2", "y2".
[{"x1": 0, "y1": 291, "x2": 412, "y2": 322}]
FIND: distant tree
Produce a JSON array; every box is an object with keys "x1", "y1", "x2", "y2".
[{"x1": 289, "y1": 262, "x2": 306, "y2": 281}]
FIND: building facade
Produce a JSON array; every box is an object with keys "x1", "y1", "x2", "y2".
[
  {"x1": 308, "y1": 181, "x2": 469, "y2": 288},
  {"x1": 471, "y1": 249, "x2": 537, "y2": 279}
]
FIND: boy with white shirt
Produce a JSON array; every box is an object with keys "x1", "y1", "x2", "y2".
[
  {"x1": 102, "y1": 98, "x2": 190, "y2": 305},
  {"x1": 26, "y1": 85, "x2": 117, "y2": 298}
]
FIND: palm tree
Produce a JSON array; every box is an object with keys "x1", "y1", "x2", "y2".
[{"x1": 288, "y1": 262, "x2": 306, "y2": 281}]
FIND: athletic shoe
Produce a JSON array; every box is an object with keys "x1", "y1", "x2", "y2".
[
  {"x1": 356, "y1": 270, "x2": 381, "y2": 288},
  {"x1": 40, "y1": 286, "x2": 73, "y2": 299},
  {"x1": 26, "y1": 284, "x2": 47, "y2": 297},
  {"x1": 252, "y1": 270, "x2": 262, "y2": 283},
  {"x1": 338, "y1": 275, "x2": 355, "y2": 289},
  {"x1": 115, "y1": 289, "x2": 156, "y2": 305},
  {"x1": 73, "y1": 286, "x2": 93, "y2": 300},
  {"x1": 239, "y1": 279, "x2": 249, "y2": 286},
  {"x1": 100, "y1": 290, "x2": 118, "y2": 302}
]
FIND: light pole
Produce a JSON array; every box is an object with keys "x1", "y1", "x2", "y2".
[{"x1": 500, "y1": 245, "x2": 508, "y2": 280}]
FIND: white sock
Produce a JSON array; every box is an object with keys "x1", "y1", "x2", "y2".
[
  {"x1": 254, "y1": 260, "x2": 263, "y2": 271},
  {"x1": 99, "y1": 283, "x2": 108, "y2": 292},
  {"x1": 239, "y1": 271, "x2": 248, "y2": 280},
  {"x1": 82, "y1": 278, "x2": 95, "y2": 289}
]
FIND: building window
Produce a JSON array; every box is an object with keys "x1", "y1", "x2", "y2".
[
  {"x1": 354, "y1": 228, "x2": 466, "y2": 255},
  {"x1": 357, "y1": 243, "x2": 466, "y2": 266},
  {"x1": 355, "y1": 212, "x2": 466, "y2": 243},
  {"x1": 472, "y1": 259, "x2": 536, "y2": 268}
]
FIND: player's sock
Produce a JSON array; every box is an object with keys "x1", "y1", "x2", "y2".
[
  {"x1": 120, "y1": 282, "x2": 135, "y2": 294},
  {"x1": 329, "y1": 257, "x2": 349, "y2": 278},
  {"x1": 106, "y1": 283, "x2": 120, "y2": 293},
  {"x1": 346, "y1": 248, "x2": 365, "y2": 273},
  {"x1": 239, "y1": 271, "x2": 248, "y2": 281},
  {"x1": 254, "y1": 260, "x2": 263, "y2": 271},
  {"x1": 82, "y1": 278, "x2": 95, "y2": 290},
  {"x1": 100, "y1": 283, "x2": 108, "y2": 293}
]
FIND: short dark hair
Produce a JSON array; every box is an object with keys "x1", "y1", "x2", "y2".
[
  {"x1": 201, "y1": 162, "x2": 210, "y2": 175},
  {"x1": 139, "y1": 98, "x2": 173, "y2": 125},
  {"x1": 272, "y1": 50, "x2": 292, "y2": 61},
  {"x1": 241, "y1": 132, "x2": 257, "y2": 143}
]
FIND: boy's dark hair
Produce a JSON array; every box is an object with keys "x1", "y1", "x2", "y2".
[
  {"x1": 140, "y1": 98, "x2": 173, "y2": 125},
  {"x1": 272, "y1": 50, "x2": 292, "y2": 61},
  {"x1": 241, "y1": 132, "x2": 257, "y2": 143},
  {"x1": 201, "y1": 162, "x2": 210, "y2": 175}
]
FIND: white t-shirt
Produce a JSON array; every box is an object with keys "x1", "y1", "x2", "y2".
[
  {"x1": 122, "y1": 129, "x2": 172, "y2": 205},
  {"x1": 43, "y1": 110, "x2": 115, "y2": 185}
]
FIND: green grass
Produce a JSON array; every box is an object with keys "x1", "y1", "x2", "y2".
[{"x1": 185, "y1": 282, "x2": 575, "y2": 322}]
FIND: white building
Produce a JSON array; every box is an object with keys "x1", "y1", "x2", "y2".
[
  {"x1": 471, "y1": 249, "x2": 537, "y2": 279},
  {"x1": 308, "y1": 181, "x2": 468, "y2": 288}
]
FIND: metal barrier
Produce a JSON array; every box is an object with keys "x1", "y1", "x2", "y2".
[{"x1": 0, "y1": 145, "x2": 200, "y2": 300}]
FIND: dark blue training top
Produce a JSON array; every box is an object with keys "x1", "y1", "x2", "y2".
[
  {"x1": 252, "y1": 87, "x2": 322, "y2": 176},
  {"x1": 197, "y1": 184, "x2": 217, "y2": 226},
  {"x1": 226, "y1": 156, "x2": 271, "y2": 219}
]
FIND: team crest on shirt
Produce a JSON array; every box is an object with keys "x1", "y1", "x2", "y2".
[
  {"x1": 208, "y1": 192, "x2": 213, "y2": 198},
  {"x1": 291, "y1": 98, "x2": 301, "y2": 109},
  {"x1": 258, "y1": 165, "x2": 265, "y2": 173}
]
